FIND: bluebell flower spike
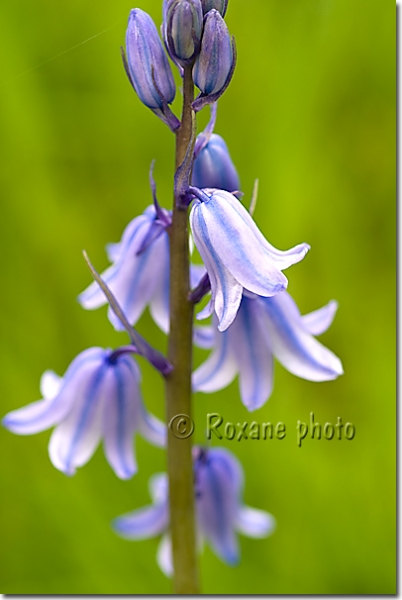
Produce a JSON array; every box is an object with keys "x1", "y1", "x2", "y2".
[
  {"x1": 200, "y1": 0, "x2": 228, "y2": 17},
  {"x1": 163, "y1": 0, "x2": 204, "y2": 66},
  {"x1": 193, "y1": 292, "x2": 343, "y2": 411},
  {"x1": 192, "y1": 10, "x2": 236, "y2": 112},
  {"x1": 2, "y1": 347, "x2": 166, "y2": 478},
  {"x1": 124, "y1": 9, "x2": 180, "y2": 131},
  {"x1": 112, "y1": 446, "x2": 274, "y2": 576},
  {"x1": 189, "y1": 187, "x2": 310, "y2": 331}
]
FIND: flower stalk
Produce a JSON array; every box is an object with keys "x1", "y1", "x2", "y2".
[{"x1": 165, "y1": 64, "x2": 200, "y2": 594}]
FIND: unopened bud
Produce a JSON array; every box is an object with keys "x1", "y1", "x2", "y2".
[
  {"x1": 192, "y1": 133, "x2": 239, "y2": 192},
  {"x1": 164, "y1": 0, "x2": 203, "y2": 65},
  {"x1": 201, "y1": 0, "x2": 228, "y2": 17},
  {"x1": 125, "y1": 9, "x2": 175, "y2": 110},
  {"x1": 192, "y1": 10, "x2": 236, "y2": 111}
]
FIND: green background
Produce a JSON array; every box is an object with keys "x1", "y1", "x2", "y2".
[{"x1": 0, "y1": 0, "x2": 395, "y2": 594}]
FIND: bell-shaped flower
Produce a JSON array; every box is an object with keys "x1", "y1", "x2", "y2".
[
  {"x1": 124, "y1": 9, "x2": 179, "y2": 131},
  {"x1": 192, "y1": 133, "x2": 240, "y2": 192},
  {"x1": 2, "y1": 347, "x2": 166, "y2": 478},
  {"x1": 192, "y1": 10, "x2": 236, "y2": 111},
  {"x1": 112, "y1": 446, "x2": 274, "y2": 575},
  {"x1": 163, "y1": 0, "x2": 204, "y2": 66},
  {"x1": 201, "y1": 0, "x2": 228, "y2": 17},
  {"x1": 193, "y1": 291, "x2": 343, "y2": 411},
  {"x1": 189, "y1": 188, "x2": 310, "y2": 331},
  {"x1": 79, "y1": 206, "x2": 171, "y2": 335}
]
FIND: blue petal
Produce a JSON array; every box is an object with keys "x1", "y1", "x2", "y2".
[
  {"x1": 197, "y1": 193, "x2": 288, "y2": 297},
  {"x1": 196, "y1": 447, "x2": 242, "y2": 565},
  {"x1": 235, "y1": 506, "x2": 276, "y2": 538},
  {"x1": 220, "y1": 191, "x2": 310, "y2": 269},
  {"x1": 79, "y1": 207, "x2": 170, "y2": 332},
  {"x1": 229, "y1": 297, "x2": 274, "y2": 411},
  {"x1": 193, "y1": 325, "x2": 215, "y2": 349},
  {"x1": 192, "y1": 133, "x2": 240, "y2": 192},
  {"x1": 301, "y1": 300, "x2": 338, "y2": 336},
  {"x1": 3, "y1": 348, "x2": 105, "y2": 436},
  {"x1": 78, "y1": 213, "x2": 151, "y2": 310},
  {"x1": 259, "y1": 294, "x2": 343, "y2": 381},
  {"x1": 157, "y1": 534, "x2": 173, "y2": 577},
  {"x1": 192, "y1": 319, "x2": 238, "y2": 392},
  {"x1": 102, "y1": 356, "x2": 141, "y2": 480},
  {"x1": 48, "y1": 354, "x2": 109, "y2": 475},
  {"x1": 39, "y1": 370, "x2": 63, "y2": 399},
  {"x1": 190, "y1": 202, "x2": 243, "y2": 330},
  {"x1": 138, "y1": 405, "x2": 167, "y2": 448},
  {"x1": 113, "y1": 502, "x2": 169, "y2": 540},
  {"x1": 149, "y1": 234, "x2": 170, "y2": 333}
]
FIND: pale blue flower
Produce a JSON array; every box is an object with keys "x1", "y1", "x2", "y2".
[
  {"x1": 2, "y1": 347, "x2": 165, "y2": 478},
  {"x1": 113, "y1": 446, "x2": 274, "y2": 576},
  {"x1": 189, "y1": 188, "x2": 310, "y2": 331},
  {"x1": 79, "y1": 206, "x2": 171, "y2": 334},
  {"x1": 193, "y1": 291, "x2": 343, "y2": 410}
]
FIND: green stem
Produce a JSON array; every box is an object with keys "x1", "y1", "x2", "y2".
[{"x1": 165, "y1": 65, "x2": 200, "y2": 594}]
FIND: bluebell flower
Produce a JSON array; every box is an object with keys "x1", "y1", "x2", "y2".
[
  {"x1": 2, "y1": 347, "x2": 166, "y2": 478},
  {"x1": 193, "y1": 292, "x2": 343, "y2": 410},
  {"x1": 192, "y1": 10, "x2": 236, "y2": 111},
  {"x1": 79, "y1": 206, "x2": 171, "y2": 334},
  {"x1": 200, "y1": 0, "x2": 228, "y2": 17},
  {"x1": 192, "y1": 132, "x2": 240, "y2": 192},
  {"x1": 189, "y1": 188, "x2": 310, "y2": 331},
  {"x1": 163, "y1": 0, "x2": 204, "y2": 66},
  {"x1": 113, "y1": 446, "x2": 274, "y2": 575},
  {"x1": 124, "y1": 9, "x2": 180, "y2": 131}
]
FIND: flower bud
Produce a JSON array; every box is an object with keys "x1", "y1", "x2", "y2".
[
  {"x1": 125, "y1": 9, "x2": 179, "y2": 129},
  {"x1": 201, "y1": 0, "x2": 228, "y2": 17},
  {"x1": 164, "y1": 0, "x2": 204, "y2": 65},
  {"x1": 192, "y1": 133, "x2": 240, "y2": 192},
  {"x1": 192, "y1": 10, "x2": 236, "y2": 111}
]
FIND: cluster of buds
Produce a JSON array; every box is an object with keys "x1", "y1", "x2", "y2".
[{"x1": 124, "y1": 0, "x2": 235, "y2": 128}]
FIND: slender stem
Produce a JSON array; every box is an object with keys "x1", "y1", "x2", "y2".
[{"x1": 165, "y1": 66, "x2": 200, "y2": 594}]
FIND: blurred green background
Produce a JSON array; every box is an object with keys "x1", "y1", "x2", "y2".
[{"x1": 0, "y1": 0, "x2": 395, "y2": 594}]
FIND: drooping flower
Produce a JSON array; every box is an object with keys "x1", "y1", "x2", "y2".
[
  {"x1": 192, "y1": 132, "x2": 240, "y2": 192},
  {"x1": 193, "y1": 291, "x2": 343, "y2": 411},
  {"x1": 163, "y1": 0, "x2": 204, "y2": 66},
  {"x1": 79, "y1": 205, "x2": 171, "y2": 334},
  {"x1": 79, "y1": 206, "x2": 213, "y2": 349},
  {"x1": 124, "y1": 9, "x2": 179, "y2": 131},
  {"x1": 2, "y1": 347, "x2": 166, "y2": 478},
  {"x1": 192, "y1": 9, "x2": 236, "y2": 111},
  {"x1": 189, "y1": 188, "x2": 310, "y2": 331},
  {"x1": 112, "y1": 446, "x2": 274, "y2": 575}
]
